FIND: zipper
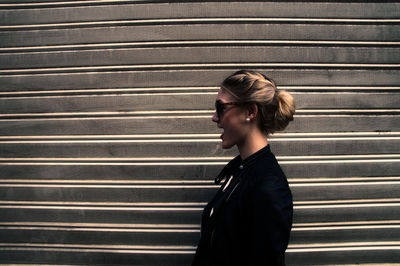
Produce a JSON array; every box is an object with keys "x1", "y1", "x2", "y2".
[
  {"x1": 209, "y1": 167, "x2": 247, "y2": 249},
  {"x1": 222, "y1": 175, "x2": 233, "y2": 192},
  {"x1": 226, "y1": 181, "x2": 241, "y2": 202},
  {"x1": 210, "y1": 227, "x2": 215, "y2": 249}
]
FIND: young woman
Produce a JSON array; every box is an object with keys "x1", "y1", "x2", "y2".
[{"x1": 192, "y1": 70, "x2": 295, "y2": 266}]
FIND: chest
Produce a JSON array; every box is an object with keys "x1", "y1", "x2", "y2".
[{"x1": 204, "y1": 173, "x2": 252, "y2": 228}]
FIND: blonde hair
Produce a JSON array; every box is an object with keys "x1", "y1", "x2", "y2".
[{"x1": 221, "y1": 70, "x2": 295, "y2": 135}]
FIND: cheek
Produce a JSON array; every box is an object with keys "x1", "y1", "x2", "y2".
[
  {"x1": 227, "y1": 116, "x2": 244, "y2": 132},
  {"x1": 222, "y1": 119, "x2": 244, "y2": 142}
]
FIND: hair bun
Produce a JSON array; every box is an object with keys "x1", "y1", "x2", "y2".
[{"x1": 273, "y1": 90, "x2": 295, "y2": 132}]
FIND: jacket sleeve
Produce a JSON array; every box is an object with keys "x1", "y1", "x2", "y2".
[{"x1": 242, "y1": 174, "x2": 293, "y2": 265}]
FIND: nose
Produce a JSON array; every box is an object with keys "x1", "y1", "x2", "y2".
[{"x1": 212, "y1": 111, "x2": 219, "y2": 123}]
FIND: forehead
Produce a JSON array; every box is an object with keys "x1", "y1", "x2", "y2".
[{"x1": 216, "y1": 87, "x2": 235, "y2": 102}]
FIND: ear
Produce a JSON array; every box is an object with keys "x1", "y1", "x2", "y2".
[{"x1": 246, "y1": 103, "x2": 258, "y2": 121}]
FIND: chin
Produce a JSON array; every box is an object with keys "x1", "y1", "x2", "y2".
[{"x1": 221, "y1": 140, "x2": 235, "y2": 149}]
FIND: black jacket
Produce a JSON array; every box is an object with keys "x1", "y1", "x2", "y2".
[{"x1": 192, "y1": 145, "x2": 293, "y2": 266}]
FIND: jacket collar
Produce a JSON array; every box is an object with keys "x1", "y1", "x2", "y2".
[
  {"x1": 215, "y1": 145, "x2": 271, "y2": 184},
  {"x1": 241, "y1": 144, "x2": 271, "y2": 169},
  {"x1": 214, "y1": 155, "x2": 241, "y2": 184}
]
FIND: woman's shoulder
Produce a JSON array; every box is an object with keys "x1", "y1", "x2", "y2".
[
  {"x1": 244, "y1": 157, "x2": 291, "y2": 205},
  {"x1": 245, "y1": 150, "x2": 288, "y2": 188},
  {"x1": 248, "y1": 147, "x2": 283, "y2": 172}
]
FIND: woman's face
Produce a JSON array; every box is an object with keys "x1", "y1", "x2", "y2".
[{"x1": 212, "y1": 88, "x2": 249, "y2": 149}]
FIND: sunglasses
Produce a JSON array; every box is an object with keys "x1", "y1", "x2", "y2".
[{"x1": 215, "y1": 101, "x2": 243, "y2": 119}]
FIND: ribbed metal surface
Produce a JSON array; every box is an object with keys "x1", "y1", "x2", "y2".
[{"x1": 0, "y1": 1, "x2": 399, "y2": 265}]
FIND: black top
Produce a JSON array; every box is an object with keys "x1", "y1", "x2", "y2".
[{"x1": 192, "y1": 145, "x2": 293, "y2": 266}]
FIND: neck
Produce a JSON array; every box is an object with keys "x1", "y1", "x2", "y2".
[{"x1": 237, "y1": 129, "x2": 268, "y2": 160}]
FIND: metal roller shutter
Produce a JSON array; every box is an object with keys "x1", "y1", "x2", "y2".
[{"x1": 0, "y1": 1, "x2": 399, "y2": 265}]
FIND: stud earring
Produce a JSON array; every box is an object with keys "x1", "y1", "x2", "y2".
[{"x1": 245, "y1": 117, "x2": 250, "y2": 122}]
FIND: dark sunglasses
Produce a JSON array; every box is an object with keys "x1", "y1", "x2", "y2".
[{"x1": 215, "y1": 101, "x2": 243, "y2": 118}]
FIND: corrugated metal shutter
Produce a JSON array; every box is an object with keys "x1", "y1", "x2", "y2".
[{"x1": 0, "y1": 1, "x2": 399, "y2": 265}]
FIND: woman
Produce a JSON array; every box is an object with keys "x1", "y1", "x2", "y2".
[{"x1": 192, "y1": 70, "x2": 295, "y2": 266}]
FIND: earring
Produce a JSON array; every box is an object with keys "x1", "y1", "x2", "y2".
[{"x1": 245, "y1": 117, "x2": 250, "y2": 122}]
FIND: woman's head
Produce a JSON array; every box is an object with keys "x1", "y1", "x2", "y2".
[{"x1": 217, "y1": 70, "x2": 295, "y2": 135}]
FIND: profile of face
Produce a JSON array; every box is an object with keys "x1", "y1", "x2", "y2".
[{"x1": 212, "y1": 88, "x2": 251, "y2": 149}]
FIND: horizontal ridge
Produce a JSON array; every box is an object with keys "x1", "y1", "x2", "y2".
[
  {"x1": 1, "y1": 63, "x2": 399, "y2": 75},
  {"x1": 1, "y1": 40, "x2": 399, "y2": 53},
  {"x1": 0, "y1": 109, "x2": 398, "y2": 120},
  {"x1": 0, "y1": 154, "x2": 399, "y2": 165},
  {"x1": 0, "y1": 242, "x2": 399, "y2": 253},
  {"x1": 0, "y1": 132, "x2": 398, "y2": 142},
  {"x1": 1, "y1": 86, "x2": 399, "y2": 98},
  {"x1": 2, "y1": 220, "x2": 400, "y2": 231},
  {"x1": 2, "y1": 18, "x2": 400, "y2": 31}
]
